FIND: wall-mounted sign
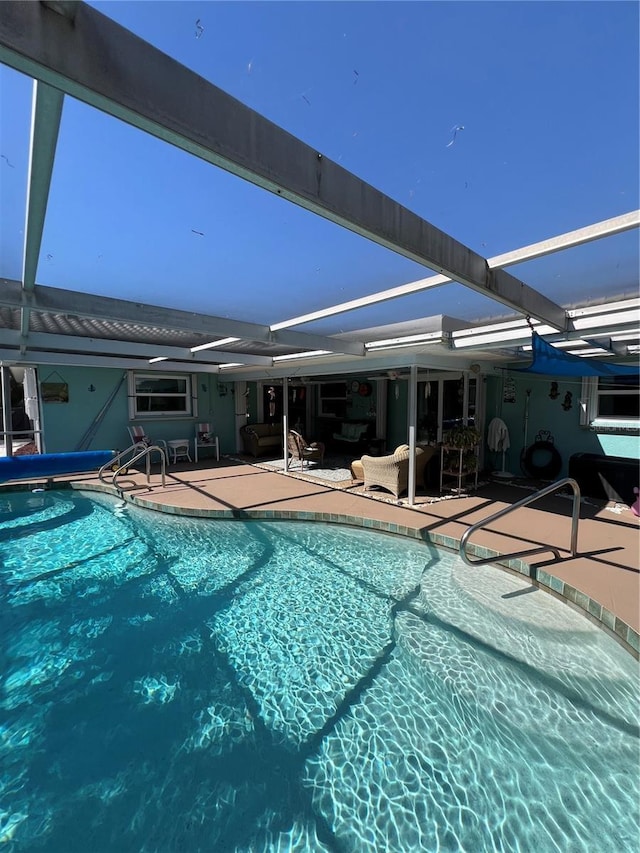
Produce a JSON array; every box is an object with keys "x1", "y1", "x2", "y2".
[
  {"x1": 503, "y1": 376, "x2": 516, "y2": 404},
  {"x1": 41, "y1": 371, "x2": 69, "y2": 403},
  {"x1": 41, "y1": 382, "x2": 69, "y2": 403}
]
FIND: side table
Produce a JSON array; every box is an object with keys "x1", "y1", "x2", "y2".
[{"x1": 167, "y1": 439, "x2": 192, "y2": 464}]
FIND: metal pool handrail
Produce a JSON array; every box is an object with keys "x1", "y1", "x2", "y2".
[
  {"x1": 99, "y1": 442, "x2": 166, "y2": 489},
  {"x1": 459, "y1": 477, "x2": 581, "y2": 567}
]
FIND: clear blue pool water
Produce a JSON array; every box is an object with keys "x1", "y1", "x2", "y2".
[{"x1": 1, "y1": 489, "x2": 638, "y2": 852}]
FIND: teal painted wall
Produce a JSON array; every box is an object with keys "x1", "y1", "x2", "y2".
[
  {"x1": 40, "y1": 367, "x2": 127, "y2": 453},
  {"x1": 194, "y1": 375, "x2": 237, "y2": 455},
  {"x1": 346, "y1": 385, "x2": 377, "y2": 422},
  {"x1": 485, "y1": 373, "x2": 639, "y2": 477},
  {"x1": 44, "y1": 369, "x2": 628, "y2": 468},
  {"x1": 39, "y1": 367, "x2": 235, "y2": 455}
]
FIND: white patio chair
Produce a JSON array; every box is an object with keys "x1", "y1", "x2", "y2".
[
  {"x1": 194, "y1": 422, "x2": 220, "y2": 463},
  {"x1": 127, "y1": 425, "x2": 168, "y2": 462}
]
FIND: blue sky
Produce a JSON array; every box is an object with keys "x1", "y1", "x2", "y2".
[{"x1": 0, "y1": 1, "x2": 638, "y2": 335}]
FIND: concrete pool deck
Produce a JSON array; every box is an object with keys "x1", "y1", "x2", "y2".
[{"x1": 7, "y1": 455, "x2": 639, "y2": 655}]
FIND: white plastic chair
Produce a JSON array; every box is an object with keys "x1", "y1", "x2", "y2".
[
  {"x1": 127, "y1": 425, "x2": 168, "y2": 462},
  {"x1": 194, "y1": 422, "x2": 220, "y2": 463}
]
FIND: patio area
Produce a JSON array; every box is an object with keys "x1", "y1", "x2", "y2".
[{"x1": 40, "y1": 453, "x2": 639, "y2": 655}]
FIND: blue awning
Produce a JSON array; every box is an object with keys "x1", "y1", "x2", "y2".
[{"x1": 516, "y1": 333, "x2": 640, "y2": 376}]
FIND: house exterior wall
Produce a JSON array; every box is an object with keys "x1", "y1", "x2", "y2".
[
  {"x1": 37, "y1": 366, "x2": 235, "y2": 455},
  {"x1": 348, "y1": 387, "x2": 377, "y2": 422},
  {"x1": 39, "y1": 367, "x2": 126, "y2": 453},
  {"x1": 485, "y1": 373, "x2": 639, "y2": 478}
]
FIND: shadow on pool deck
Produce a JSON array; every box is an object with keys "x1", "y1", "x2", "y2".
[{"x1": 7, "y1": 455, "x2": 640, "y2": 647}]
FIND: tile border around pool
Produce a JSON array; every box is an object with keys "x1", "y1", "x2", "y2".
[{"x1": 13, "y1": 479, "x2": 638, "y2": 659}]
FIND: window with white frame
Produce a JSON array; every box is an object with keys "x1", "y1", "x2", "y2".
[
  {"x1": 128, "y1": 372, "x2": 194, "y2": 419},
  {"x1": 581, "y1": 375, "x2": 640, "y2": 427}
]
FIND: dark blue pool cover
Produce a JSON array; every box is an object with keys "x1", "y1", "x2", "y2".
[{"x1": 0, "y1": 450, "x2": 115, "y2": 483}]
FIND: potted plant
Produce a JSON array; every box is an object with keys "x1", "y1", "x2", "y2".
[
  {"x1": 441, "y1": 425, "x2": 481, "y2": 476},
  {"x1": 442, "y1": 425, "x2": 481, "y2": 450}
]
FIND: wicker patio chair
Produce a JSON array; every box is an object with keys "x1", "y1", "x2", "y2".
[
  {"x1": 287, "y1": 430, "x2": 325, "y2": 470},
  {"x1": 360, "y1": 444, "x2": 434, "y2": 499}
]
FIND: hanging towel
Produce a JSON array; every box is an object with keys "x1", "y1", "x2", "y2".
[{"x1": 487, "y1": 417, "x2": 510, "y2": 452}]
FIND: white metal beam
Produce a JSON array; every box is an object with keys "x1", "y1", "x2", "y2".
[
  {"x1": 22, "y1": 81, "x2": 63, "y2": 292},
  {"x1": 0, "y1": 329, "x2": 274, "y2": 366},
  {"x1": 451, "y1": 321, "x2": 639, "y2": 352},
  {"x1": 0, "y1": 279, "x2": 365, "y2": 356},
  {"x1": 271, "y1": 328, "x2": 364, "y2": 356},
  {"x1": 217, "y1": 350, "x2": 477, "y2": 383},
  {"x1": 0, "y1": 349, "x2": 225, "y2": 373},
  {"x1": 488, "y1": 211, "x2": 640, "y2": 269},
  {"x1": 0, "y1": 0, "x2": 566, "y2": 331},
  {"x1": 20, "y1": 80, "x2": 64, "y2": 338},
  {"x1": 568, "y1": 297, "x2": 639, "y2": 318},
  {"x1": 272, "y1": 212, "x2": 639, "y2": 330}
]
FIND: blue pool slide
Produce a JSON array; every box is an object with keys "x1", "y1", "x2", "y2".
[{"x1": 0, "y1": 451, "x2": 115, "y2": 483}]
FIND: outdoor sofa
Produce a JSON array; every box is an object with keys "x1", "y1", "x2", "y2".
[{"x1": 240, "y1": 423, "x2": 284, "y2": 457}]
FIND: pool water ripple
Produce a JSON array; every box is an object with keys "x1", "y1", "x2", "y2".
[{"x1": 0, "y1": 490, "x2": 637, "y2": 852}]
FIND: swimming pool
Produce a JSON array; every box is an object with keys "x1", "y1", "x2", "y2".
[{"x1": 1, "y1": 489, "x2": 638, "y2": 852}]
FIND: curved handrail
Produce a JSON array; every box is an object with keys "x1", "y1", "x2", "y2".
[
  {"x1": 460, "y1": 477, "x2": 580, "y2": 567},
  {"x1": 98, "y1": 442, "x2": 166, "y2": 489}
]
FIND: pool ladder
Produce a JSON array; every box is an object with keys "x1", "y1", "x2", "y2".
[
  {"x1": 459, "y1": 477, "x2": 580, "y2": 567},
  {"x1": 98, "y1": 442, "x2": 166, "y2": 490}
]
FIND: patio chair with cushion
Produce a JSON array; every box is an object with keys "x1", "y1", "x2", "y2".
[
  {"x1": 127, "y1": 425, "x2": 168, "y2": 462},
  {"x1": 358, "y1": 443, "x2": 435, "y2": 499},
  {"x1": 287, "y1": 430, "x2": 325, "y2": 470},
  {"x1": 194, "y1": 422, "x2": 220, "y2": 463}
]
